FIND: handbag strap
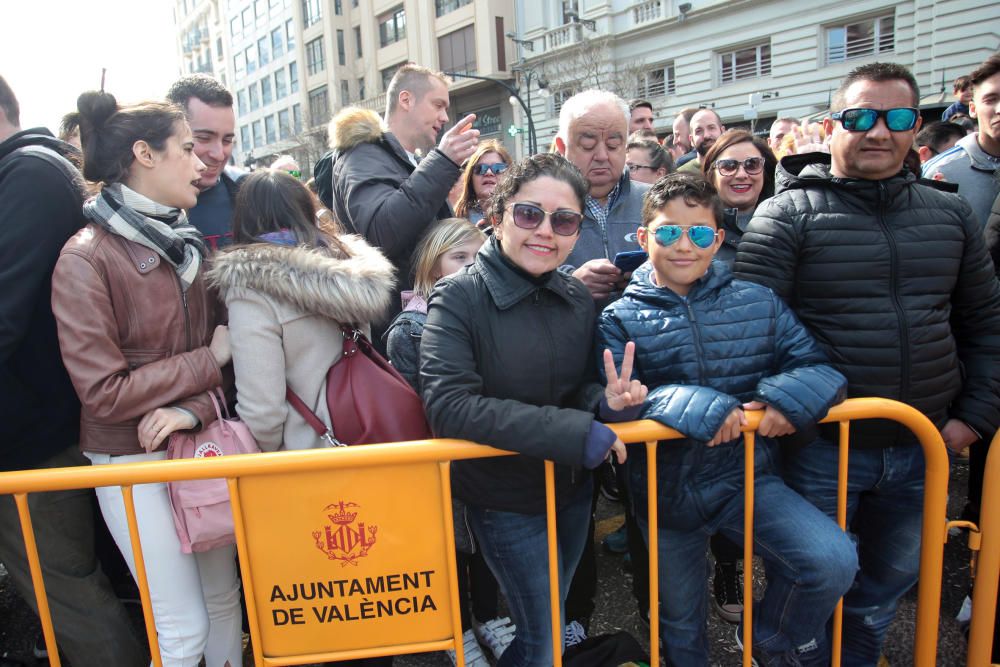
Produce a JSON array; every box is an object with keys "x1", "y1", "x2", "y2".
[{"x1": 285, "y1": 387, "x2": 345, "y2": 447}]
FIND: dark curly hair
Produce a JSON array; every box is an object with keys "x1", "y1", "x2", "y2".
[
  {"x1": 641, "y1": 172, "x2": 724, "y2": 228},
  {"x1": 485, "y1": 153, "x2": 588, "y2": 229}
]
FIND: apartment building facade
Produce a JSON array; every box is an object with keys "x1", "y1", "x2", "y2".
[
  {"x1": 513, "y1": 0, "x2": 999, "y2": 149},
  {"x1": 173, "y1": 0, "x2": 231, "y2": 87}
]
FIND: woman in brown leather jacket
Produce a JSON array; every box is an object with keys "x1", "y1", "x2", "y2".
[{"x1": 51, "y1": 91, "x2": 240, "y2": 667}]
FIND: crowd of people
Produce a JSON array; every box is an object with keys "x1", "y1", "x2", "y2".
[{"x1": 0, "y1": 49, "x2": 999, "y2": 667}]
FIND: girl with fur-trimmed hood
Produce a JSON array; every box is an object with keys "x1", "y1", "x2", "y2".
[{"x1": 207, "y1": 170, "x2": 395, "y2": 452}]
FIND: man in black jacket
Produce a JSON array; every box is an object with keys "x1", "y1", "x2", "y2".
[
  {"x1": 735, "y1": 62, "x2": 1000, "y2": 664},
  {"x1": 329, "y1": 64, "x2": 479, "y2": 340},
  {"x1": 0, "y1": 76, "x2": 143, "y2": 665}
]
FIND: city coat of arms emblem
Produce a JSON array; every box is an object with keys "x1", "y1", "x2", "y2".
[{"x1": 313, "y1": 501, "x2": 378, "y2": 566}]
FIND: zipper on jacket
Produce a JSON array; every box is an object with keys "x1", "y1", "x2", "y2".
[
  {"x1": 875, "y1": 182, "x2": 910, "y2": 401},
  {"x1": 174, "y1": 272, "x2": 193, "y2": 352},
  {"x1": 683, "y1": 297, "x2": 708, "y2": 386}
]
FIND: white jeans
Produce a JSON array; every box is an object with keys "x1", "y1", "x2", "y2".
[{"x1": 87, "y1": 451, "x2": 243, "y2": 667}]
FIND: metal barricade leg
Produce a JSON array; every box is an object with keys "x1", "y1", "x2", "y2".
[
  {"x1": 968, "y1": 433, "x2": 1000, "y2": 666},
  {"x1": 13, "y1": 493, "x2": 61, "y2": 667}
]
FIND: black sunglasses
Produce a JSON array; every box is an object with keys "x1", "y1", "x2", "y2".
[
  {"x1": 473, "y1": 162, "x2": 508, "y2": 176},
  {"x1": 712, "y1": 157, "x2": 764, "y2": 176},
  {"x1": 510, "y1": 203, "x2": 584, "y2": 236},
  {"x1": 831, "y1": 107, "x2": 919, "y2": 132}
]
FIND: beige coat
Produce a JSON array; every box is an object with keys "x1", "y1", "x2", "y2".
[{"x1": 206, "y1": 236, "x2": 395, "y2": 451}]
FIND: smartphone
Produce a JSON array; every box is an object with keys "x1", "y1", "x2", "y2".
[{"x1": 613, "y1": 250, "x2": 648, "y2": 273}]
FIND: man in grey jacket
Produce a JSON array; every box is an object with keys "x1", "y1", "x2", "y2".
[
  {"x1": 923, "y1": 53, "x2": 1000, "y2": 227},
  {"x1": 330, "y1": 64, "x2": 479, "y2": 327},
  {"x1": 555, "y1": 89, "x2": 650, "y2": 302}
]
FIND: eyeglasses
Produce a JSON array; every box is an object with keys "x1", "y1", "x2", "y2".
[
  {"x1": 831, "y1": 107, "x2": 919, "y2": 132},
  {"x1": 649, "y1": 224, "x2": 718, "y2": 249},
  {"x1": 510, "y1": 203, "x2": 584, "y2": 236},
  {"x1": 287, "y1": 170, "x2": 302, "y2": 178},
  {"x1": 712, "y1": 157, "x2": 764, "y2": 176},
  {"x1": 473, "y1": 162, "x2": 508, "y2": 176},
  {"x1": 627, "y1": 163, "x2": 658, "y2": 172}
]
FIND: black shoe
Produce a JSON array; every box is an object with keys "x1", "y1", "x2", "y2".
[
  {"x1": 598, "y1": 460, "x2": 621, "y2": 502},
  {"x1": 713, "y1": 560, "x2": 744, "y2": 624}
]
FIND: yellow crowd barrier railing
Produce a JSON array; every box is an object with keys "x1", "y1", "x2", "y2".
[
  {"x1": 962, "y1": 429, "x2": 1000, "y2": 666},
  {"x1": 0, "y1": 397, "x2": 950, "y2": 666}
]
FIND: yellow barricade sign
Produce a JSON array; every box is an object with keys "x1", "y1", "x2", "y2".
[{"x1": 238, "y1": 461, "x2": 454, "y2": 657}]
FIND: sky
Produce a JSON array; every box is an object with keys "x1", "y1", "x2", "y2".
[{"x1": 2, "y1": 0, "x2": 181, "y2": 132}]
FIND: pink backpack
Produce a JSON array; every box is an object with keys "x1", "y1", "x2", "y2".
[{"x1": 166, "y1": 389, "x2": 260, "y2": 553}]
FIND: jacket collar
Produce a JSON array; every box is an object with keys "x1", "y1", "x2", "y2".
[
  {"x1": 958, "y1": 132, "x2": 1000, "y2": 171},
  {"x1": 775, "y1": 151, "x2": 916, "y2": 201},
  {"x1": 476, "y1": 236, "x2": 579, "y2": 310},
  {"x1": 0, "y1": 127, "x2": 80, "y2": 164},
  {"x1": 207, "y1": 235, "x2": 396, "y2": 324}
]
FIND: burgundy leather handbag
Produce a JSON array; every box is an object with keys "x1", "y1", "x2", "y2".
[{"x1": 287, "y1": 326, "x2": 431, "y2": 446}]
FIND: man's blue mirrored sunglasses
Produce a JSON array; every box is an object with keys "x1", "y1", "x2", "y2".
[{"x1": 831, "y1": 107, "x2": 919, "y2": 132}]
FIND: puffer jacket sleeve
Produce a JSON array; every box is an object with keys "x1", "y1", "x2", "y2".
[
  {"x1": 386, "y1": 316, "x2": 422, "y2": 392},
  {"x1": 984, "y1": 192, "x2": 1000, "y2": 279},
  {"x1": 52, "y1": 251, "x2": 223, "y2": 424},
  {"x1": 947, "y1": 202, "x2": 1000, "y2": 437},
  {"x1": 733, "y1": 196, "x2": 801, "y2": 301},
  {"x1": 337, "y1": 144, "x2": 459, "y2": 264},
  {"x1": 420, "y1": 278, "x2": 595, "y2": 467},
  {"x1": 753, "y1": 292, "x2": 847, "y2": 429}
]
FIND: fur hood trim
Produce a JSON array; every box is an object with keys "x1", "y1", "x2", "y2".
[
  {"x1": 207, "y1": 235, "x2": 396, "y2": 324},
  {"x1": 328, "y1": 107, "x2": 385, "y2": 151}
]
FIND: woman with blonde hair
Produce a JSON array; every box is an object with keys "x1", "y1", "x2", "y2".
[{"x1": 454, "y1": 140, "x2": 513, "y2": 224}]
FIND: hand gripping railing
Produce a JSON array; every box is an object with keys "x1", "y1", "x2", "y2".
[{"x1": 0, "y1": 397, "x2": 949, "y2": 666}]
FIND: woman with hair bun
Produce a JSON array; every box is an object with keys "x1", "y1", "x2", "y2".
[{"x1": 51, "y1": 91, "x2": 241, "y2": 666}]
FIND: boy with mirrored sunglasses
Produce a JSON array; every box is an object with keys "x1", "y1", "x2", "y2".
[{"x1": 596, "y1": 173, "x2": 857, "y2": 666}]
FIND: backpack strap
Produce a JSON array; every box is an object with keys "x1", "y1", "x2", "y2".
[{"x1": 285, "y1": 388, "x2": 345, "y2": 447}]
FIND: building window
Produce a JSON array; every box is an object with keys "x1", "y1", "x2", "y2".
[
  {"x1": 561, "y1": 0, "x2": 579, "y2": 24},
  {"x1": 381, "y1": 65, "x2": 400, "y2": 93},
  {"x1": 435, "y1": 0, "x2": 472, "y2": 17},
  {"x1": 242, "y1": 6, "x2": 253, "y2": 29},
  {"x1": 258, "y1": 37, "x2": 270, "y2": 66},
  {"x1": 252, "y1": 119, "x2": 263, "y2": 147},
  {"x1": 337, "y1": 30, "x2": 346, "y2": 66},
  {"x1": 354, "y1": 26, "x2": 363, "y2": 58},
  {"x1": 378, "y1": 6, "x2": 406, "y2": 47},
  {"x1": 234, "y1": 52, "x2": 246, "y2": 79},
  {"x1": 216, "y1": 37, "x2": 223, "y2": 60},
  {"x1": 237, "y1": 89, "x2": 248, "y2": 115},
  {"x1": 269, "y1": 0, "x2": 281, "y2": 15},
  {"x1": 261, "y1": 76, "x2": 273, "y2": 105},
  {"x1": 827, "y1": 15, "x2": 894, "y2": 64},
  {"x1": 245, "y1": 46, "x2": 257, "y2": 74},
  {"x1": 275, "y1": 69, "x2": 288, "y2": 99},
  {"x1": 230, "y1": 16, "x2": 239, "y2": 37},
  {"x1": 240, "y1": 125, "x2": 251, "y2": 150},
  {"x1": 249, "y1": 83, "x2": 260, "y2": 110},
  {"x1": 293, "y1": 103, "x2": 303, "y2": 133},
  {"x1": 309, "y1": 86, "x2": 330, "y2": 127},
  {"x1": 341, "y1": 80, "x2": 350, "y2": 105},
  {"x1": 357, "y1": 76, "x2": 366, "y2": 100},
  {"x1": 637, "y1": 62, "x2": 675, "y2": 98},
  {"x1": 255, "y1": 0, "x2": 266, "y2": 26},
  {"x1": 265, "y1": 115, "x2": 277, "y2": 143},
  {"x1": 438, "y1": 25, "x2": 476, "y2": 75},
  {"x1": 306, "y1": 38, "x2": 325, "y2": 75},
  {"x1": 278, "y1": 108, "x2": 292, "y2": 139},
  {"x1": 286, "y1": 19, "x2": 296, "y2": 51},
  {"x1": 302, "y1": 0, "x2": 321, "y2": 27},
  {"x1": 271, "y1": 27, "x2": 284, "y2": 58},
  {"x1": 289, "y1": 61, "x2": 299, "y2": 92},
  {"x1": 335, "y1": 0, "x2": 342, "y2": 14},
  {"x1": 718, "y1": 42, "x2": 771, "y2": 84},
  {"x1": 552, "y1": 87, "x2": 578, "y2": 116}
]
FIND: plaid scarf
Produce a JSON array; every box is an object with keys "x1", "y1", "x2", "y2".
[{"x1": 83, "y1": 183, "x2": 207, "y2": 291}]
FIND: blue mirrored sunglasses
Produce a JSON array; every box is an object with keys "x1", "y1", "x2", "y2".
[
  {"x1": 831, "y1": 107, "x2": 919, "y2": 132},
  {"x1": 473, "y1": 162, "x2": 508, "y2": 176},
  {"x1": 650, "y1": 225, "x2": 718, "y2": 249}
]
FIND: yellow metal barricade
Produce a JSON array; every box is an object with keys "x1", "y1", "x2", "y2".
[
  {"x1": 0, "y1": 397, "x2": 950, "y2": 666},
  {"x1": 964, "y1": 429, "x2": 1000, "y2": 666}
]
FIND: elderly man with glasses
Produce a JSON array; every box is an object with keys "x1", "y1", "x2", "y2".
[{"x1": 734, "y1": 62, "x2": 1000, "y2": 665}]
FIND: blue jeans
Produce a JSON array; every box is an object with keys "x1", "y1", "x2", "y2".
[
  {"x1": 466, "y1": 480, "x2": 592, "y2": 667},
  {"x1": 782, "y1": 440, "x2": 925, "y2": 666},
  {"x1": 635, "y1": 440, "x2": 857, "y2": 666}
]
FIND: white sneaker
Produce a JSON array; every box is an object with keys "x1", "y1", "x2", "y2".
[
  {"x1": 564, "y1": 620, "x2": 587, "y2": 648},
  {"x1": 957, "y1": 593, "x2": 973, "y2": 624},
  {"x1": 446, "y1": 628, "x2": 490, "y2": 667},
  {"x1": 473, "y1": 616, "x2": 517, "y2": 660}
]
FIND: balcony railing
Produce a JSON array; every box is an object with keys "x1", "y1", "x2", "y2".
[
  {"x1": 545, "y1": 24, "x2": 580, "y2": 51},
  {"x1": 633, "y1": 0, "x2": 662, "y2": 25}
]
